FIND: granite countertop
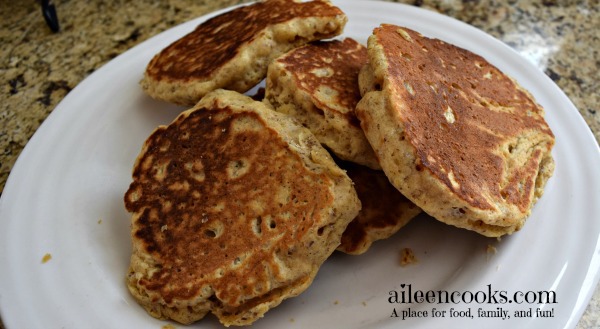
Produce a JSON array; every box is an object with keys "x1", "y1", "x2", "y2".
[{"x1": 0, "y1": 0, "x2": 598, "y2": 328}]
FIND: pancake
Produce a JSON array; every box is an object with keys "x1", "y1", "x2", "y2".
[
  {"x1": 141, "y1": 0, "x2": 347, "y2": 106},
  {"x1": 124, "y1": 89, "x2": 360, "y2": 325},
  {"x1": 356, "y1": 24, "x2": 555, "y2": 237},
  {"x1": 336, "y1": 159, "x2": 421, "y2": 255},
  {"x1": 265, "y1": 38, "x2": 380, "y2": 169}
]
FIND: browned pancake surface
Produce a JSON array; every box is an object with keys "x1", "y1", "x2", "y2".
[
  {"x1": 125, "y1": 108, "x2": 333, "y2": 305},
  {"x1": 278, "y1": 38, "x2": 366, "y2": 122},
  {"x1": 337, "y1": 160, "x2": 421, "y2": 255},
  {"x1": 266, "y1": 38, "x2": 380, "y2": 169},
  {"x1": 374, "y1": 24, "x2": 554, "y2": 213},
  {"x1": 125, "y1": 90, "x2": 360, "y2": 325},
  {"x1": 146, "y1": 0, "x2": 345, "y2": 82}
]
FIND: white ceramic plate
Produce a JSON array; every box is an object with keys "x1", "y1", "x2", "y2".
[{"x1": 1, "y1": 1, "x2": 599, "y2": 328}]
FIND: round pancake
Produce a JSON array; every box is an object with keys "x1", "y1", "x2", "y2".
[
  {"x1": 265, "y1": 38, "x2": 381, "y2": 169},
  {"x1": 336, "y1": 159, "x2": 421, "y2": 255},
  {"x1": 141, "y1": 0, "x2": 347, "y2": 106},
  {"x1": 356, "y1": 24, "x2": 555, "y2": 237},
  {"x1": 124, "y1": 89, "x2": 360, "y2": 325}
]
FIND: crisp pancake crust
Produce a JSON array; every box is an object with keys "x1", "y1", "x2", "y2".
[
  {"x1": 265, "y1": 38, "x2": 380, "y2": 169},
  {"x1": 277, "y1": 39, "x2": 365, "y2": 117},
  {"x1": 357, "y1": 24, "x2": 555, "y2": 237},
  {"x1": 141, "y1": 0, "x2": 347, "y2": 106},
  {"x1": 125, "y1": 90, "x2": 360, "y2": 325},
  {"x1": 336, "y1": 159, "x2": 421, "y2": 255}
]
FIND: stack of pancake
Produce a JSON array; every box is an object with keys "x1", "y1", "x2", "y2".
[{"x1": 125, "y1": 0, "x2": 555, "y2": 326}]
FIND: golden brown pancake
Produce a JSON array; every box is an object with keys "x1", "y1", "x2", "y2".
[
  {"x1": 124, "y1": 89, "x2": 360, "y2": 326},
  {"x1": 141, "y1": 0, "x2": 347, "y2": 106},
  {"x1": 265, "y1": 38, "x2": 380, "y2": 169},
  {"x1": 336, "y1": 159, "x2": 421, "y2": 255},
  {"x1": 356, "y1": 24, "x2": 555, "y2": 237}
]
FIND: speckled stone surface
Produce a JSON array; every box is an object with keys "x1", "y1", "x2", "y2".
[{"x1": 0, "y1": 0, "x2": 598, "y2": 328}]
